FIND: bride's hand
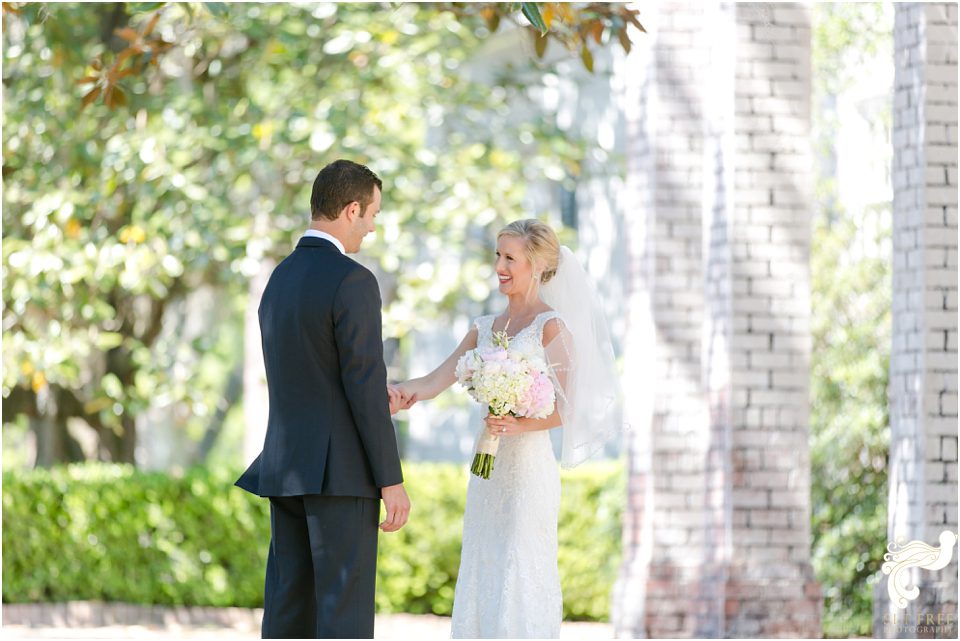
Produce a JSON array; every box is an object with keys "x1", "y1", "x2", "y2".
[
  {"x1": 485, "y1": 414, "x2": 521, "y2": 436},
  {"x1": 391, "y1": 382, "x2": 418, "y2": 411}
]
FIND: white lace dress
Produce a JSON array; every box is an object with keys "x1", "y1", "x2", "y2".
[{"x1": 450, "y1": 312, "x2": 563, "y2": 639}]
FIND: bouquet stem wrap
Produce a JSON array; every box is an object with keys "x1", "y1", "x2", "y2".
[{"x1": 470, "y1": 426, "x2": 501, "y2": 479}]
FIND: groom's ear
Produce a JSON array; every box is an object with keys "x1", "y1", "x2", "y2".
[{"x1": 340, "y1": 201, "x2": 360, "y2": 221}]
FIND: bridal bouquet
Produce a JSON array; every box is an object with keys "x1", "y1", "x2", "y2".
[{"x1": 455, "y1": 324, "x2": 556, "y2": 479}]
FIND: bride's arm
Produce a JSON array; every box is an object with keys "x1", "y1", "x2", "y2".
[{"x1": 396, "y1": 327, "x2": 479, "y2": 402}]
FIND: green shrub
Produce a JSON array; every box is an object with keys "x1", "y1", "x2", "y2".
[{"x1": 2, "y1": 461, "x2": 623, "y2": 620}]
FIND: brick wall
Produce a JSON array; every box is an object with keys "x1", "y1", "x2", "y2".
[
  {"x1": 723, "y1": 4, "x2": 821, "y2": 637},
  {"x1": 615, "y1": 3, "x2": 820, "y2": 637},
  {"x1": 614, "y1": 2, "x2": 713, "y2": 636},
  {"x1": 875, "y1": 4, "x2": 958, "y2": 638}
]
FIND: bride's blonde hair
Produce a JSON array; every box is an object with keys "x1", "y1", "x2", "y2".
[{"x1": 497, "y1": 219, "x2": 561, "y2": 284}]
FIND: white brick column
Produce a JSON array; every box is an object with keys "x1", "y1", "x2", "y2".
[
  {"x1": 876, "y1": 4, "x2": 958, "y2": 638},
  {"x1": 614, "y1": 3, "x2": 716, "y2": 637},
  {"x1": 615, "y1": 3, "x2": 820, "y2": 637},
  {"x1": 720, "y1": 4, "x2": 821, "y2": 636}
]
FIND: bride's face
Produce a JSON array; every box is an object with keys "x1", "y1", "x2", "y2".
[{"x1": 495, "y1": 236, "x2": 536, "y2": 296}]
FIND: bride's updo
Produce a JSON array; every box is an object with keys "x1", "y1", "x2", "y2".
[{"x1": 497, "y1": 219, "x2": 561, "y2": 284}]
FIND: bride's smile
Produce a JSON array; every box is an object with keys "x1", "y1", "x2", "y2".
[{"x1": 495, "y1": 235, "x2": 536, "y2": 296}]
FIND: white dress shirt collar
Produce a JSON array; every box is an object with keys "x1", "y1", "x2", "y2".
[{"x1": 303, "y1": 229, "x2": 346, "y2": 255}]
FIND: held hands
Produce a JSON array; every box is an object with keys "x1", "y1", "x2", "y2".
[
  {"x1": 387, "y1": 383, "x2": 417, "y2": 415},
  {"x1": 379, "y1": 483, "x2": 411, "y2": 532}
]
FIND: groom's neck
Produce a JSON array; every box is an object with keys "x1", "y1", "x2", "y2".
[{"x1": 309, "y1": 220, "x2": 348, "y2": 247}]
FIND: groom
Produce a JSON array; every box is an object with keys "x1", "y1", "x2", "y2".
[{"x1": 236, "y1": 159, "x2": 411, "y2": 639}]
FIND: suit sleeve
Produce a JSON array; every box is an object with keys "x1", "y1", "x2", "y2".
[{"x1": 332, "y1": 266, "x2": 404, "y2": 488}]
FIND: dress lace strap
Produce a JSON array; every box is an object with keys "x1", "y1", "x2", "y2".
[
  {"x1": 474, "y1": 314, "x2": 497, "y2": 345},
  {"x1": 534, "y1": 311, "x2": 560, "y2": 343}
]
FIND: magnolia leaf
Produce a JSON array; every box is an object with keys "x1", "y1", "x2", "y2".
[
  {"x1": 480, "y1": 6, "x2": 500, "y2": 32},
  {"x1": 81, "y1": 86, "x2": 102, "y2": 108},
  {"x1": 580, "y1": 44, "x2": 593, "y2": 72},
  {"x1": 533, "y1": 31, "x2": 548, "y2": 58},
  {"x1": 590, "y1": 20, "x2": 603, "y2": 45},
  {"x1": 114, "y1": 27, "x2": 140, "y2": 43},
  {"x1": 521, "y1": 2, "x2": 547, "y2": 35},
  {"x1": 617, "y1": 27, "x2": 632, "y2": 54},
  {"x1": 625, "y1": 10, "x2": 647, "y2": 33},
  {"x1": 542, "y1": 3, "x2": 554, "y2": 28},
  {"x1": 204, "y1": 2, "x2": 228, "y2": 18},
  {"x1": 143, "y1": 11, "x2": 161, "y2": 37}
]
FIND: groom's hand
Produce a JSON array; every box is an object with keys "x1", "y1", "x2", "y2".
[
  {"x1": 388, "y1": 385, "x2": 402, "y2": 415},
  {"x1": 380, "y1": 483, "x2": 411, "y2": 532},
  {"x1": 387, "y1": 384, "x2": 417, "y2": 414}
]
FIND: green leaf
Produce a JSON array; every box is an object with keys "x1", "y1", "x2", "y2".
[
  {"x1": 203, "y1": 2, "x2": 228, "y2": 18},
  {"x1": 521, "y1": 2, "x2": 548, "y2": 35},
  {"x1": 96, "y1": 332, "x2": 124, "y2": 350},
  {"x1": 128, "y1": 2, "x2": 167, "y2": 13}
]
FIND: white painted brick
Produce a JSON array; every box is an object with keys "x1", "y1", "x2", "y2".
[
  {"x1": 943, "y1": 437, "x2": 959, "y2": 461},
  {"x1": 927, "y1": 271, "x2": 959, "y2": 288},
  {"x1": 941, "y1": 393, "x2": 958, "y2": 416},
  {"x1": 738, "y1": 188, "x2": 773, "y2": 205},
  {"x1": 749, "y1": 509, "x2": 790, "y2": 527},
  {"x1": 769, "y1": 490, "x2": 806, "y2": 507},
  {"x1": 763, "y1": 60, "x2": 810, "y2": 80},
  {"x1": 925, "y1": 24, "x2": 959, "y2": 45},
  {"x1": 946, "y1": 290, "x2": 958, "y2": 310},
  {"x1": 926, "y1": 84, "x2": 958, "y2": 104},
  {"x1": 928, "y1": 351, "x2": 957, "y2": 370},
  {"x1": 772, "y1": 7, "x2": 808, "y2": 25},
  {"x1": 736, "y1": 114, "x2": 774, "y2": 133},
  {"x1": 750, "y1": 278, "x2": 792, "y2": 297},
  {"x1": 925, "y1": 3, "x2": 953, "y2": 23},
  {"x1": 926, "y1": 103, "x2": 960, "y2": 124},
  {"x1": 733, "y1": 489, "x2": 769, "y2": 508},
  {"x1": 926, "y1": 166, "x2": 949, "y2": 186},
  {"x1": 927, "y1": 64, "x2": 960, "y2": 84},
  {"x1": 771, "y1": 114, "x2": 809, "y2": 135},
  {"x1": 772, "y1": 371, "x2": 806, "y2": 388},
  {"x1": 771, "y1": 79, "x2": 806, "y2": 97},
  {"x1": 752, "y1": 95, "x2": 802, "y2": 115},
  {"x1": 754, "y1": 25, "x2": 796, "y2": 43},
  {"x1": 767, "y1": 528, "x2": 811, "y2": 545},
  {"x1": 926, "y1": 43, "x2": 955, "y2": 64},
  {"x1": 771, "y1": 153, "x2": 809, "y2": 170},
  {"x1": 739, "y1": 77, "x2": 773, "y2": 97},
  {"x1": 750, "y1": 352, "x2": 791, "y2": 369},
  {"x1": 927, "y1": 483, "x2": 959, "y2": 502}
]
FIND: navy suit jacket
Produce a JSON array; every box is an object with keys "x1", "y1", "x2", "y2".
[{"x1": 235, "y1": 236, "x2": 403, "y2": 499}]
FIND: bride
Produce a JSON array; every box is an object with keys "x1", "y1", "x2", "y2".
[{"x1": 393, "y1": 219, "x2": 620, "y2": 638}]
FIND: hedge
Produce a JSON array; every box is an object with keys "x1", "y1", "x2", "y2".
[{"x1": 2, "y1": 461, "x2": 623, "y2": 621}]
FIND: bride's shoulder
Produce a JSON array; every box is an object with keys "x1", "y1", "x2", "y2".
[
  {"x1": 472, "y1": 313, "x2": 497, "y2": 330},
  {"x1": 540, "y1": 309, "x2": 567, "y2": 344}
]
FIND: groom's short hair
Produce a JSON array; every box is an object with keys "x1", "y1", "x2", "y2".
[{"x1": 311, "y1": 160, "x2": 383, "y2": 221}]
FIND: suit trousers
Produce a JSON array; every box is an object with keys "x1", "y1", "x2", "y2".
[{"x1": 261, "y1": 495, "x2": 379, "y2": 639}]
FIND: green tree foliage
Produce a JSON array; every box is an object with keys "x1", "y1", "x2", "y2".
[
  {"x1": 810, "y1": 4, "x2": 892, "y2": 637},
  {"x1": 3, "y1": 461, "x2": 623, "y2": 620},
  {"x1": 3, "y1": 3, "x2": 637, "y2": 465}
]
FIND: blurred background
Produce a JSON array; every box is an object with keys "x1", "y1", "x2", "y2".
[{"x1": 3, "y1": 2, "x2": 956, "y2": 639}]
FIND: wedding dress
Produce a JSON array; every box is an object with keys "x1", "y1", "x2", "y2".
[{"x1": 450, "y1": 311, "x2": 563, "y2": 639}]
